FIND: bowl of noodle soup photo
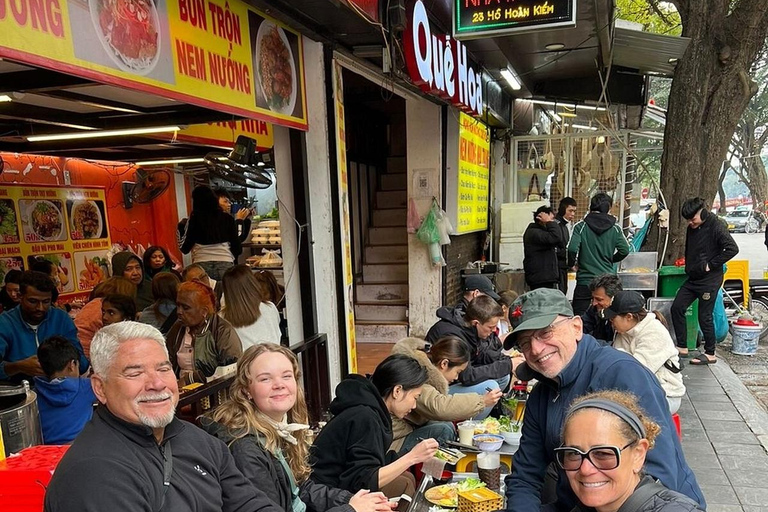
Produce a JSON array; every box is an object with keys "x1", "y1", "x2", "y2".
[
  {"x1": 70, "y1": 201, "x2": 104, "y2": 240},
  {"x1": 254, "y1": 20, "x2": 297, "y2": 116},
  {"x1": 89, "y1": 0, "x2": 161, "y2": 76},
  {"x1": 21, "y1": 200, "x2": 65, "y2": 242}
]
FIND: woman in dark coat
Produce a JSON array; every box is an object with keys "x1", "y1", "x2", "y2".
[{"x1": 202, "y1": 344, "x2": 391, "y2": 512}]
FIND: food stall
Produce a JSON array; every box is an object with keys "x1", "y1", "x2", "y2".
[{"x1": 617, "y1": 252, "x2": 659, "y2": 295}]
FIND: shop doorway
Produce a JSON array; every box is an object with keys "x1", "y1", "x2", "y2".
[{"x1": 342, "y1": 70, "x2": 408, "y2": 373}]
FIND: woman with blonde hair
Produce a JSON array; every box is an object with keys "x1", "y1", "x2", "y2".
[
  {"x1": 556, "y1": 389, "x2": 703, "y2": 512},
  {"x1": 75, "y1": 276, "x2": 136, "y2": 358},
  {"x1": 220, "y1": 265, "x2": 282, "y2": 350},
  {"x1": 202, "y1": 344, "x2": 391, "y2": 512},
  {"x1": 166, "y1": 280, "x2": 242, "y2": 384}
]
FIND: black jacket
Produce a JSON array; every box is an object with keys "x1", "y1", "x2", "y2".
[
  {"x1": 309, "y1": 375, "x2": 396, "y2": 493},
  {"x1": 581, "y1": 305, "x2": 615, "y2": 344},
  {"x1": 0, "y1": 286, "x2": 16, "y2": 314},
  {"x1": 45, "y1": 406, "x2": 281, "y2": 512},
  {"x1": 201, "y1": 419, "x2": 354, "y2": 512},
  {"x1": 555, "y1": 216, "x2": 572, "y2": 269},
  {"x1": 180, "y1": 210, "x2": 242, "y2": 258},
  {"x1": 571, "y1": 476, "x2": 704, "y2": 512},
  {"x1": 684, "y1": 215, "x2": 738, "y2": 288},
  {"x1": 523, "y1": 221, "x2": 563, "y2": 287},
  {"x1": 425, "y1": 306, "x2": 511, "y2": 386}
]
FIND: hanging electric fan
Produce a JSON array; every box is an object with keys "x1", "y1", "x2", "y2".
[
  {"x1": 122, "y1": 168, "x2": 172, "y2": 209},
  {"x1": 203, "y1": 136, "x2": 273, "y2": 189}
]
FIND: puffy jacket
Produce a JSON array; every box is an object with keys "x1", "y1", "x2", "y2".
[
  {"x1": 571, "y1": 476, "x2": 704, "y2": 512},
  {"x1": 425, "y1": 306, "x2": 511, "y2": 386},
  {"x1": 34, "y1": 376, "x2": 96, "y2": 444},
  {"x1": 0, "y1": 306, "x2": 88, "y2": 382},
  {"x1": 111, "y1": 251, "x2": 153, "y2": 310},
  {"x1": 505, "y1": 335, "x2": 704, "y2": 512},
  {"x1": 166, "y1": 314, "x2": 242, "y2": 383},
  {"x1": 523, "y1": 221, "x2": 562, "y2": 287},
  {"x1": 568, "y1": 213, "x2": 630, "y2": 285},
  {"x1": 684, "y1": 215, "x2": 738, "y2": 288},
  {"x1": 613, "y1": 313, "x2": 686, "y2": 399},
  {"x1": 309, "y1": 375, "x2": 397, "y2": 493},
  {"x1": 389, "y1": 338, "x2": 483, "y2": 451},
  {"x1": 201, "y1": 419, "x2": 354, "y2": 512},
  {"x1": 555, "y1": 216, "x2": 572, "y2": 270}
]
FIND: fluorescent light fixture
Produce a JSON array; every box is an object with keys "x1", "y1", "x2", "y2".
[
  {"x1": 0, "y1": 94, "x2": 12, "y2": 102},
  {"x1": 136, "y1": 157, "x2": 204, "y2": 166},
  {"x1": 545, "y1": 43, "x2": 565, "y2": 51},
  {"x1": 27, "y1": 125, "x2": 181, "y2": 142},
  {"x1": 527, "y1": 99, "x2": 607, "y2": 112},
  {"x1": 559, "y1": 111, "x2": 577, "y2": 118},
  {"x1": 500, "y1": 67, "x2": 522, "y2": 90},
  {"x1": 552, "y1": 112, "x2": 562, "y2": 122},
  {"x1": 572, "y1": 124, "x2": 598, "y2": 131}
]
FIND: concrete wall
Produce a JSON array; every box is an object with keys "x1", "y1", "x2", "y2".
[
  {"x1": 302, "y1": 39, "x2": 343, "y2": 388},
  {"x1": 406, "y1": 99, "x2": 443, "y2": 337}
]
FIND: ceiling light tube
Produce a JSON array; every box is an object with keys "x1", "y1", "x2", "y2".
[
  {"x1": 136, "y1": 157, "x2": 205, "y2": 166},
  {"x1": 527, "y1": 99, "x2": 607, "y2": 112},
  {"x1": 0, "y1": 94, "x2": 12, "y2": 102},
  {"x1": 500, "y1": 67, "x2": 522, "y2": 91},
  {"x1": 27, "y1": 125, "x2": 182, "y2": 142},
  {"x1": 571, "y1": 124, "x2": 598, "y2": 131}
]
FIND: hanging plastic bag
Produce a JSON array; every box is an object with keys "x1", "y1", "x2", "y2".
[
  {"x1": 407, "y1": 198, "x2": 421, "y2": 234},
  {"x1": 416, "y1": 206, "x2": 440, "y2": 245},
  {"x1": 428, "y1": 242, "x2": 446, "y2": 267},
  {"x1": 434, "y1": 201, "x2": 454, "y2": 245}
]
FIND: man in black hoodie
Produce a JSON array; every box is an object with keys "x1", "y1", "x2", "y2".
[
  {"x1": 523, "y1": 205, "x2": 563, "y2": 290},
  {"x1": 568, "y1": 193, "x2": 630, "y2": 315},
  {"x1": 673, "y1": 197, "x2": 738, "y2": 365}
]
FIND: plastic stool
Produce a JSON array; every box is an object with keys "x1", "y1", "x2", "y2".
[
  {"x1": 724, "y1": 260, "x2": 750, "y2": 308},
  {"x1": 671, "y1": 413, "x2": 682, "y2": 441},
  {"x1": 455, "y1": 452, "x2": 513, "y2": 473}
]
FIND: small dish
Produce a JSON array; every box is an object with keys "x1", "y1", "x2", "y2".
[{"x1": 473, "y1": 434, "x2": 504, "y2": 452}]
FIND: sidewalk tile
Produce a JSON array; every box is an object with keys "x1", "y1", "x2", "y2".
[
  {"x1": 710, "y1": 433, "x2": 761, "y2": 445},
  {"x1": 707, "y1": 506, "x2": 745, "y2": 512},
  {"x1": 697, "y1": 409, "x2": 744, "y2": 421},
  {"x1": 689, "y1": 394, "x2": 733, "y2": 403},
  {"x1": 701, "y1": 484, "x2": 741, "y2": 504},
  {"x1": 689, "y1": 467, "x2": 727, "y2": 486},
  {"x1": 700, "y1": 420, "x2": 752, "y2": 433},
  {"x1": 720, "y1": 455, "x2": 768, "y2": 471},
  {"x1": 685, "y1": 452, "x2": 724, "y2": 470},
  {"x1": 713, "y1": 442, "x2": 768, "y2": 457},
  {"x1": 683, "y1": 441, "x2": 716, "y2": 456},
  {"x1": 693, "y1": 401, "x2": 740, "y2": 413},
  {"x1": 733, "y1": 487, "x2": 768, "y2": 506},
  {"x1": 743, "y1": 507, "x2": 768, "y2": 512},
  {"x1": 723, "y1": 468, "x2": 768, "y2": 488}
]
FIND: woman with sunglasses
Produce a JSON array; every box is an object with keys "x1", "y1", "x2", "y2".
[{"x1": 555, "y1": 390, "x2": 703, "y2": 512}]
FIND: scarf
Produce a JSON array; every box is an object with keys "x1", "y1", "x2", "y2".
[{"x1": 261, "y1": 413, "x2": 309, "y2": 446}]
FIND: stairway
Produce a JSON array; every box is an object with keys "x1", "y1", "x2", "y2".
[{"x1": 355, "y1": 156, "x2": 409, "y2": 354}]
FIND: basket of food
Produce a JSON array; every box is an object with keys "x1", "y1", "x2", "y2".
[{"x1": 457, "y1": 487, "x2": 503, "y2": 512}]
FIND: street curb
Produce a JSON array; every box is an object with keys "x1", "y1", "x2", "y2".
[{"x1": 710, "y1": 357, "x2": 768, "y2": 453}]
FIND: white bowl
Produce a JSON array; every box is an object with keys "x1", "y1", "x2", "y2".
[{"x1": 500, "y1": 431, "x2": 522, "y2": 447}]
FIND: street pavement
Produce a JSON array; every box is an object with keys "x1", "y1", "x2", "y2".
[
  {"x1": 730, "y1": 232, "x2": 765, "y2": 279},
  {"x1": 679, "y1": 356, "x2": 768, "y2": 511}
]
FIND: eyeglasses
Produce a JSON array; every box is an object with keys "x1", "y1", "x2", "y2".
[
  {"x1": 516, "y1": 317, "x2": 572, "y2": 352},
  {"x1": 554, "y1": 441, "x2": 636, "y2": 471}
]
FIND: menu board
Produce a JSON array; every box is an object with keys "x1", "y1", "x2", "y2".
[
  {"x1": 0, "y1": 185, "x2": 112, "y2": 298},
  {"x1": 456, "y1": 113, "x2": 490, "y2": 233}
]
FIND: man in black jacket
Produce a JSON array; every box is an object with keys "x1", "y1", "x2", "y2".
[
  {"x1": 672, "y1": 197, "x2": 738, "y2": 365},
  {"x1": 580, "y1": 273, "x2": 623, "y2": 344},
  {"x1": 523, "y1": 206, "x2": 563, "y2": 290},
  {"x1": 45, "y1": 322, "x2": 282, "y2": 512},
  {"x1": 555, "y1": 197, "x2": 577, "y2": 293}
]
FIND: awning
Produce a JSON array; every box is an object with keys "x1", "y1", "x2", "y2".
[{"x1": 613, "y1": 26, "x2": 691, "y2": 77}]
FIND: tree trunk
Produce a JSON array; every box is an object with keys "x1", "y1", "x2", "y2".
[
  {"x1": 717, "y1": 166, "x2": 727, "y2": 214},
  {"x1": 742, "y1": 154, "x2": 768, "y2": 212},
  {"x1": 644, "y1": 0, "x2": 768, "y2": 263}
]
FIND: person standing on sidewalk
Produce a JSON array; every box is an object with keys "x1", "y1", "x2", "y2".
[
  {"x1": 568, "y1": 193, "x2": 630, "y2": 315},
  {"x1": 673, "y1": 197, "x2": 738, "y2": 365},
  {"x1": 555, "y1": 197, "x2": 577, "y2": 294},
  {"x1": 523, "y1": 206, "x2": 563, "y2": 291}
]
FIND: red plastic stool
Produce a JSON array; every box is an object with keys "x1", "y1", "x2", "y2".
[{"x1": 671, "y1": 413, "x2": 682, "y2": 440}]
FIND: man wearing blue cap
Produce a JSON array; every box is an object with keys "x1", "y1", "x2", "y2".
[{"x1": 502, "y1": 288, "x2": 704, "y2": 512}]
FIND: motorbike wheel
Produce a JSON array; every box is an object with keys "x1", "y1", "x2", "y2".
[{"x1": 749, "y1": 298, "x2": 768, "y2": 341}]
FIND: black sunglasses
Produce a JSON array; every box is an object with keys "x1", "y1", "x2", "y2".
[{"x1": 554, "y1": 441, "x2": 636, "y2": 471}]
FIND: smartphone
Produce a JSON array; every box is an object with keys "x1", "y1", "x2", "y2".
[{"x1": 389, "y1": 495, "x2": 412, "y2": 512}]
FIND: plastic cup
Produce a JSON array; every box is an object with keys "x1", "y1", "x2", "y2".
[
  {"x1": 477, "y1": 452, "x2": 501, "y2": 491},
  {"x1": 458, "y1": 421, "x2": 476, "y2": 446}
]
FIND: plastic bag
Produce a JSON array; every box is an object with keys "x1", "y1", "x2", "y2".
[
  {"x1": 407, "y1": 198, "x2": 421, "y2": 234},
  {"x1": 416, "y1": 206, "x2": 440, "y2": 245},
  {"x1": 259, "y1": 249, "x2": 283, "y2": 268},
  {"x1": 434, "y1": 203, "x2": 454, "y2": 245}
]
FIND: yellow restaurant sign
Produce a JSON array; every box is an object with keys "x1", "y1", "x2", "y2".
[
  {"x1": 176, "y1": 119, "x2": 274, "y2": 149},
  {"x1": 0, "y1": 0, "x2": 308, "y2": 130},
  {"x1": 456, "y1": 113, "x2": 490, "y2": 233}
]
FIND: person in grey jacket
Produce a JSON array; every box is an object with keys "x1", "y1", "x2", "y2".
[
  {"x1": 203, "y1": 343, "x2": 392, "y2": 512},
  {"x1": 558, "y1": 389, "x2": 703, "y2": 512},
  {"x1": 45, "y1": 322, "x2": 282, "y2": 512}
]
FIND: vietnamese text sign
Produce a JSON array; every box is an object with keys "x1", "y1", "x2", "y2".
[
  {"x1": 0, "y1": 0, "x2": 308, "y2": 130},
  {"x1": 456, "y1": 113, "x2": 489, "y2": 233},
  {"x1": 0, "y1": 185, "x2": 112, "y2": 298},
  {"x1": 454, "y1": 0, "x2": 576, "y2": 39},
  {"x1": 176, "y1": 119, "x2": 274, "y2": 149}
]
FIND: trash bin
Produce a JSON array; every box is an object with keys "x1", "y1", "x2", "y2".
[{"x1": 658, "y1": 266, "x2": 698, "y2": 350}]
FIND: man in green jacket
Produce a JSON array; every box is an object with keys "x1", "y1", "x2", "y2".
[{"x1": 567, "y1": 193, "x2": 630, "y2": 315}]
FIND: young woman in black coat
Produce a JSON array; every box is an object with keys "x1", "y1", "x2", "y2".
[{"x1": 202, "y1": 344, "x2": 391, "y2": 512}]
